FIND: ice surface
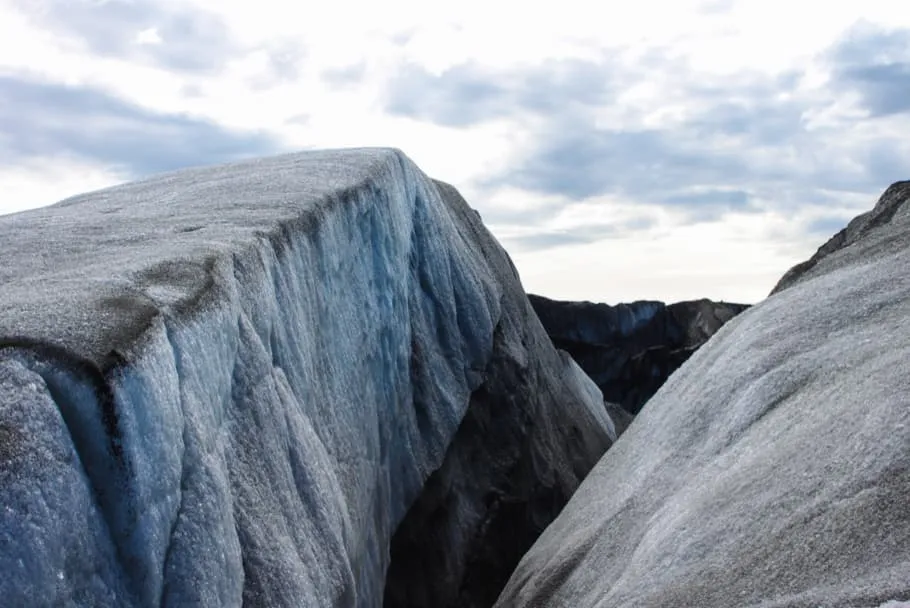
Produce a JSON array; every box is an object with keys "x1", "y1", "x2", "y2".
[
  {"x1": 495, "y1": 183, "x2": 910, "y2": 607},
  {"x1": 0, "y1": 149, "x2": 612, "y2": 606}
]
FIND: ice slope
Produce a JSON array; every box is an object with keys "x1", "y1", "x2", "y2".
[
  {"x1": 0, "y1": 149, "x2": 613, "y2": 607},
  {"x1": 495, "y1": 182, "x2": 910, "y2": 607}
]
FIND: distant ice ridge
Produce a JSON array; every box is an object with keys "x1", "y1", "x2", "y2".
[{"x1": 0, "y1": 149, "x2": 612, "y2": 606}]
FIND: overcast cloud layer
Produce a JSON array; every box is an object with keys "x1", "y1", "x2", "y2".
[{"x1": 1, "y1": 0, "x2": 908, "y2": 303}]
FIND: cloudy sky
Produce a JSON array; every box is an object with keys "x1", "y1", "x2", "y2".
[{"x1": 2, "y1": 0, "x2": 909, "y2": 304}]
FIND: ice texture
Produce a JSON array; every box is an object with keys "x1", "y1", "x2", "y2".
[
  {"x1": 0, "y1": 149, "x2": 612, "y2": 607},
  {"x1": 495, "y1": 182, "x2": 910, "y2": 607}
]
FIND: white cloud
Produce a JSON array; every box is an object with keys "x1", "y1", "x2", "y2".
[
  {"x1": 135, "y1": 27, "x2": 162, "y2": 45},
  {"x1": 509, "y1": 210, "x2": 836, "y2": 304},
  {"x1": 0, "y1": 0, "x2": 908, "y2": 304}
]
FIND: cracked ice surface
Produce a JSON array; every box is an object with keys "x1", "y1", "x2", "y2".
[{"x1": 0, "y1": 149, "x2": 609, "y2": 606}]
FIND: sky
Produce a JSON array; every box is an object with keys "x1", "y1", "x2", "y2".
[{"x1": 1, "y1": 0, "x2": 909, "y2": 304}]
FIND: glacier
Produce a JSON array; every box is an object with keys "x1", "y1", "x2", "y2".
[
  {"x1": 494, "y1": 182, "x2": 910, "y2": 607},
  {"x1": 0, "y1": 149, "x2": 613, "y2": 607}
]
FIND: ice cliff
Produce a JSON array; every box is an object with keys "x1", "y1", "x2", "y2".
[
  {"x1": 0, "y1": 149, "x2": 613, "y2": 607},
  {"x1": 495, "y1": 182, "x2": 910, "y2": 607}
]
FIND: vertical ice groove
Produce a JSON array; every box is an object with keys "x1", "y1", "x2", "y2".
[
  {"x1": 158, "y1": 321, "x2": 189, "y2": 608},
  {"x1": 0, "y1": 344, "x2": 135, "y2": 604},
  {"x1": 0, "y1": 353, "x2": 130, "y2": 606},
  {"x1": 105, "y1": 322, "x2": 184, "y2": 606}
]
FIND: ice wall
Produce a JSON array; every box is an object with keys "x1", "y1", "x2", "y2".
[
  {"x1": 0, "y1": 149, "x2": 613, "y2": 607},
  {"x1": 385, "y1": 185, "x2": 615, "y2": 608},
  {"x1": 494, "y1": 183, "x2": 910, "y2": 607}
]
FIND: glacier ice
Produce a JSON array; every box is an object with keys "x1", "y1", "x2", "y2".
[
  {"x1": 0, "y1": 149, "x2": 613, "y2": 606},
  {"x1": 494, "y1": 183, "x2": 910, "y2": 607}
]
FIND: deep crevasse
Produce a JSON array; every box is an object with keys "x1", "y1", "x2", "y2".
[{"x1": 0, "y1": 149, "x2": 611, "y2": 607}]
